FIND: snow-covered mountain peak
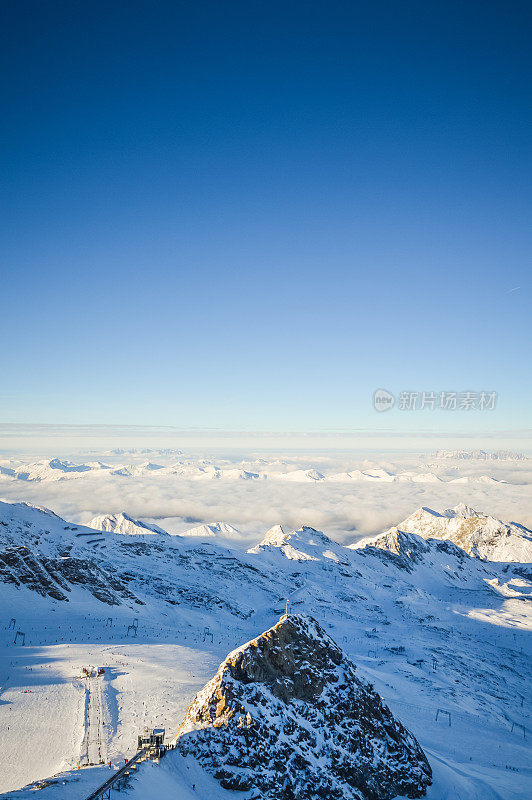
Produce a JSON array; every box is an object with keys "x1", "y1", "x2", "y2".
[
  {"x1": 89, "y1": 512, "x2": 169, "y2": 536},
  {"x1": 395, "y1": 504, "x2": 532, "y2": 562},
  {"x1": 136, "y1": 461, "x2": 165, "y2": 472},
  {"x1": 443, "y1": 502, "x2": 481, "y2": 519},
  {"x1": 180, "y1": 521, "x2": 243, "y2": 539},
  {"x1": 259, "y1": 523, "x2": 293, "y2": 546},
  {"x1": 348, "y1": 526, "x2": 476, "y2": 580},
  {"x1": 350, "y1": 525, "x2": 429, "y2": 556},
  {"x1": 249, "y1": 525, "x2": 350, "y2": 564},
  {"x1": 174, "y1": 613, "x2": 432, "y2": 799},
  {"x1": 2, "y1": 500, "x2": 61, "y2": 520},
  {"x1": 274, "y1": 468, "x2": 325, "y2": 482}
]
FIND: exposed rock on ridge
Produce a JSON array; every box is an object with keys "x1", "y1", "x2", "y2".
[{"x1": 175, "y1": 614, "x2": 432, "y2": 800}]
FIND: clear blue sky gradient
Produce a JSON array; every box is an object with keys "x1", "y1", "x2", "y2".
[{"x1": 1, "y1": 1, "x2": 531, "y2": 431}]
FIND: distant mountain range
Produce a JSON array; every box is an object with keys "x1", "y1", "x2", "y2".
[
  {"x1": 0, "y1": 456, "x2": 521, "y2": 485},
  {"x1": 434, "y1": 449, "x2": 527, "y2": 461}
]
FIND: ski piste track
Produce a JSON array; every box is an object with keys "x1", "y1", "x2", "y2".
[
  {"x1": 80, "y1": 668, "x2": 107, "y2": 768},
  {"x1": 78, "y1": 667, "x2": 164, "y2": 800}
]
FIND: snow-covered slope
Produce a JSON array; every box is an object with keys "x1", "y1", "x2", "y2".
[
  {"x1": 0, "y1": 499, "x2": 530, "y2": 800},
  {"x1": 174, "y1": 614, "x2": 432, "y2": 799},
  {"x1": 0, "y1": 500, "x2": 270, "y2": 611}
]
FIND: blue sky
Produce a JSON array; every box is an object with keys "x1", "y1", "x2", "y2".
[{"x1": 1, "y1": 1, "x2": 531, "y2": 433}]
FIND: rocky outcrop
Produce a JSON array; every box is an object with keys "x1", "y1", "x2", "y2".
[
  {"x1": 0, "y1": 544, "x2": 143, "y2": 605},
  {"x1": 175, "y1": 614, "x2": 432, "y2": 800}
]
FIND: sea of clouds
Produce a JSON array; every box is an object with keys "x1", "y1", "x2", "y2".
[{"x1": 1, "y1": 443, "x2": 531, "y2": 546}]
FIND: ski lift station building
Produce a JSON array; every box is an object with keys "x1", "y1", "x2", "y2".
[{"x1": 137, "y1": 727, "x2": 166, "y2": 758}]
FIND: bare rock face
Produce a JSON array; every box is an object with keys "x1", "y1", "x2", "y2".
[{"x1": 176, "y1": 614, "x2": 432, "y2": 799}]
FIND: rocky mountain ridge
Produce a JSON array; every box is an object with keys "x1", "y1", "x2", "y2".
[{"x1": 175, "y1": 614, "x2": 432, "y2": 800}]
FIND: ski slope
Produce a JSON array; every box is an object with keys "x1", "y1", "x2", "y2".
[{"x1": 0, "y1": 500, "x2": 530, "y2": 799}]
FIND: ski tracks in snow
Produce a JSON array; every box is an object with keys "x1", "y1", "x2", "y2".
[{"x1": 80, "y1": 669, "x2": 107, "y2": 767}]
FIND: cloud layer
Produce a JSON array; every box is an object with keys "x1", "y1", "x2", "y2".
[{"x1": 1, "y1": 448, "x2": 531, "y2": 546}]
